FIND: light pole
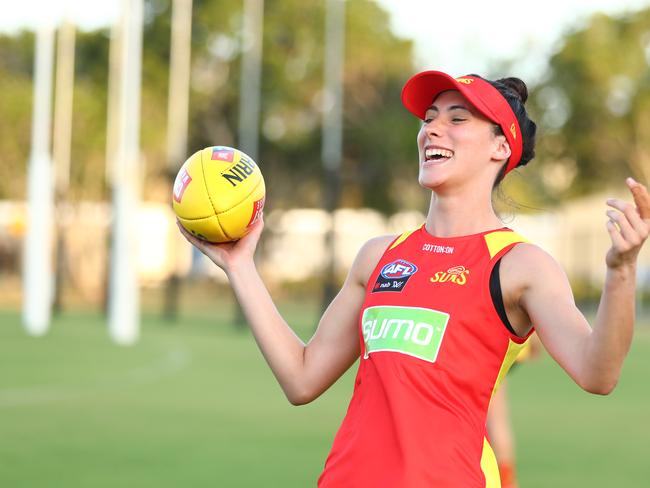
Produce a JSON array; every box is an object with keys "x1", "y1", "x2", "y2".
[
  {"x1": 23, "y1": 22, "x2": 56, "y2": 336},
  {"x1": 108, "y1": 0, "x2": 144, "y2": 345},
  {"x1": 321, "y1": 0, "x2": 345, "y2": 311}
]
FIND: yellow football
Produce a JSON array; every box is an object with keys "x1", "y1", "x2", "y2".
[{"x1": 172, "y1": 146, "x2": 265, "y2": 243}]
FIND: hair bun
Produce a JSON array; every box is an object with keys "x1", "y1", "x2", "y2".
[{"x1": 497, "y1": 77, "x2": 528, "y2": 104}]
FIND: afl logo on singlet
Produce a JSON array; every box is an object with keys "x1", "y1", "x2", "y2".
[
  {"x1": 381, "y1": 260, "x2": 417, "y2": 279},
  {"x1": 372, "y1": 259, "x2": 418, "y2": 293}
]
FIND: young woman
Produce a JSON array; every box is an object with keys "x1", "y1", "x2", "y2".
[{"x1": 178, "y1": 70, "x2": 650, "y2": 487}]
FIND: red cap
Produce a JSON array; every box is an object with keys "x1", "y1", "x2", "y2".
[{"x1": 401, "y1": 70, "x2": 523, "y2": 175}]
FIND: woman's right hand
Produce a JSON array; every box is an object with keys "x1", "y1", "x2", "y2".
[{"x1": 176, "y1": 215, "x2": 264, "y2": 274}]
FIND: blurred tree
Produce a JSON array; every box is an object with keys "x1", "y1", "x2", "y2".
[
  {"x1": 0, "y1": 0, "x2": 417, "y2": 213},
  {"x1": 190, "y1": 0, "x2": 417, "y2": 212},
  {"x1": 0, "y1": 31, "x2": 34, "y2": 200},
  {"x1": 529, "y1": 8, "x2": 650, "y2": 199}
]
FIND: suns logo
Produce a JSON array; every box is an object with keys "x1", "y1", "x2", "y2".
[
  {"x1": 510, "y1": 123, "x2": 517, "y2": 140},
  {"x1": 430, "y1": 265, "x2": 470, "y2": 286},
  {"x1": 456, "y1": 77, "x2": 474, "y2": 85}
]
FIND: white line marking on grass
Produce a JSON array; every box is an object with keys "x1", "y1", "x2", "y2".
[{"x1": 0, "y1": 346, "x2": 192, "y2": 407}]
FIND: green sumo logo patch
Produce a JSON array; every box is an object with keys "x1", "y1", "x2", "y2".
[{"x1": 362, "y1": 306, "x2": 449, "y2": 363}]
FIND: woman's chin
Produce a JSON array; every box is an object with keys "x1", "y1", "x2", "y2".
[{"x1": 418, "y1": 174, "x2": 446, "y2": 190}]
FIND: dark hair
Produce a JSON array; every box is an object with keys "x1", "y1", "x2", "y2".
[{"x1": 484, "y1": 76, "x2": 537, "y2": 184}]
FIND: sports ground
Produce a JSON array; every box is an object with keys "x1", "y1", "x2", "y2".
[{"x1": 1, "y1": 295, "x2": 649, "y2": 487}]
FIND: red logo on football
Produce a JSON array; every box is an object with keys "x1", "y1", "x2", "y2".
[
  {"x1": 247, "y1": 197, "x2": 265, "y2": 227},
  {"x1": 173, "y1": 168, "x2": 192, "y2": 203},
  {"x1": 211, "y1": 147, "x2": 235, "y2": 162}
]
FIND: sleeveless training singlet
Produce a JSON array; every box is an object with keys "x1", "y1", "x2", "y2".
[{"x1": 318, "y1": 225, "x2": 534, "y2": 488}]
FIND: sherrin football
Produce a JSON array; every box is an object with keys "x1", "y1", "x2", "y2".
[{"x1": 172, "y1": 146, "x2": 265, "y2": 243}]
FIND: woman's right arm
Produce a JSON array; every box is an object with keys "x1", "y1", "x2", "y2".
[{"x1": 178, "y1": 218, "x2": 394, "y2": 405}]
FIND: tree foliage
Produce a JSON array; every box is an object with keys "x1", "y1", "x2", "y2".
[
  {"x1": 529, "y1": 8, "x2": 650, "y2": 200},
  {"x1": 4, "y1": 4, "x2": 650, "y2": 212},
  {"x1": 0, "y1": 0, "x2": 418, "y2": 213}
]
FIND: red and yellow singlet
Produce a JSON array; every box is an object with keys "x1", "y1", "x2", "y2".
[{"x1": 318, "y1": 225, "x2": 533, "y2": 488}]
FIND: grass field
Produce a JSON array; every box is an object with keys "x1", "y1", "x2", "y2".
[{"x1": 1, "y1": 301, "x2": 649, "y2": 487}]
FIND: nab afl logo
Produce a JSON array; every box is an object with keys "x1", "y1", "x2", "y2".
[
  {"x1": 373, "y1": 259, "x2": 418, "y2": 293},
  {"x1": 380, "y1": 260, "x2": 418, "y2": 279}
]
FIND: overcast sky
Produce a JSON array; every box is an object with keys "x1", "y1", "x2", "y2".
[
  {"x1": 375, "y1": 0, "x2": 650, "y2": 82},
  {"x1": 2, "y1": 0, "x2": 649, "y2": 82}
]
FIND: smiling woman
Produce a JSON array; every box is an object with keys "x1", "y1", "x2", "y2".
[
  {"x1": 402, "y1": 71, "x2": 537, "y2": 187},
  {"x1": 177, "y1": 68, "x2": 650, "y2": 488}
]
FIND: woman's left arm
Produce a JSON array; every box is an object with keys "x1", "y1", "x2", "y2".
[{"x1": 509, "y1": 178, "x2": 650, "y2": 394}]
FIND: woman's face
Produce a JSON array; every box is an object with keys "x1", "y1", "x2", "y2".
[{"x1": 416, "y1": 90, "x2": 503, "y2": 191}]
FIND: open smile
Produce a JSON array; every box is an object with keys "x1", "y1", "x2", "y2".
[{"x1": 423, "y1": 147, "x2": 454, "y2": 164}]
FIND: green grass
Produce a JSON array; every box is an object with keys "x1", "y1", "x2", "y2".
[{"x1": 1, "y1": 306, "x2": 649, "y2": 487}]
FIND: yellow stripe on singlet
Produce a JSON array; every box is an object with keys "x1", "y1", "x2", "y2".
[
  {"x1": 484, "y1": 231, "x2": 528, "y2": 259},
  {"x1": 481, "y1": 339, "x2": 528, "y2": 487},
  {"x1": 388, "y1": 229, "x2": 416, "y2": 250},
  {"x1": 480, "y1": 230, "x2": 531, "y2": 487},
  {"x1": 491, "y1": 339, "x2": 527, "y2": 396},
  {"x1": 480, "y1": 437, "x2": 501, "y2": 488}
]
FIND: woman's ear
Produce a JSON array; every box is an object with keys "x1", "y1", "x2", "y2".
[{"x1": 492, "y1": 134, "x2": 512, "y2": 162}]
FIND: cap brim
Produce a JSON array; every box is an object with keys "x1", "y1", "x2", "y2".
[
  {"x1": 401, "y1": 70, "x2": 524, "y2": 173},
  {"x1": 401, "y1": 70, "x2": 499, "y2": 124},
  {"x1": 401, "y1": 71, "x2": 460, "y2": 119}
]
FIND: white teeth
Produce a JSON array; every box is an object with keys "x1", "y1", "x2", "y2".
[{"x1": 425, "y1": 148, "x2": 454, "y2": 160}]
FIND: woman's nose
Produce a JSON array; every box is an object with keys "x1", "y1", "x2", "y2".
[{"x1": 423, "y1": 118, "x2": 442, "y2": 137}]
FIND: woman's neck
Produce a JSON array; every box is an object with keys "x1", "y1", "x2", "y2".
[{"x1": 424, "y1": 190, "x2": 503, "y2": 238}]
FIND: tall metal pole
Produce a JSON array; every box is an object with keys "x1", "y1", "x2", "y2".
[
  {"x1": 321, "y1": 0, "x2": 345, "y2": 310},
  {"x1": 108, "y1": 0, "x2": 144, "y2": 345},
  {"x1": 106, "y1": 9, "x2": 123, "y2": 188},
  {"x1": 166, "y1": 0, "x2": 193, "y2": 170},
  {"x1": 23, "y1": 23, "x2": 56, "y2": 336},
  {"x1": 103, "y1": 1, "x2": 124, "y2": 316},
  {"x1": 53, "y1": 21, "x2": 76, "y2": 197},
  {"x1": 231, "y1": 0, "x2": 264, "y2": 328},
  {"x1": 52, "y1": 20, "x2": 76, "y2": 314},
  {"x1": 238, "y1": 0, "x2": 264, "y2": 162},
  {"x1": 164, "y1": 0, "x2": 193, "y2": 321}
]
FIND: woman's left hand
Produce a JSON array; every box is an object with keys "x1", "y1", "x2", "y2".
[{"x1": 605, "y1": 177, "x2": 650, "y2": 269}]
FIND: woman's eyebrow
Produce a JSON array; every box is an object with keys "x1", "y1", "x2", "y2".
[{"x1": 426, "y1": 104, "x2": 471, "y2": 113}]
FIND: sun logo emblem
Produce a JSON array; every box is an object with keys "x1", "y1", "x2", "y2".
[
  {"x1": 456, "y1": 77, "x2": 474, "y2": 84},
  {"x1": 510, "y1": 123, "x2": 517, "y2": 139}
]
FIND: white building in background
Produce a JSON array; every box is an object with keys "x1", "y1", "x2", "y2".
[{"x1": 2, "y1": 192, "x2": 650, "y2": 306}]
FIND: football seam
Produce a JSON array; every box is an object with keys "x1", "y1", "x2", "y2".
[
  {"x1": 216, "y1": 178, "x2": 263, "y2": 241},
  {"x1": 201, "y1": 152, "x2": 219, "y2": 217},
  {"x1": 194, "y1": 150, "x2": 228, "y2": 240},
  {"x1": 179, "y1": 174, "x2": 262, "y2": 221},
  {"x1": 177, "y1": 212, "x2": 227, "y2": 240},
  {"x1": 217, "y1": 177, "x2": 263, "y2": 215}
]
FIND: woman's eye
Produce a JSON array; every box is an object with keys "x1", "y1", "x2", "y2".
[{"x1": 452, "y1": 118, "x2": 466, "y2": 123}]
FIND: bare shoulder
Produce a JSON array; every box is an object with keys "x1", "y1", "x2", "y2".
[
  {"x1": 350, "y1": 234, "x2": 399, "y2": 285},
  {"x1": 500, "y1": 242, "x2": 571, "y2": 294}
]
